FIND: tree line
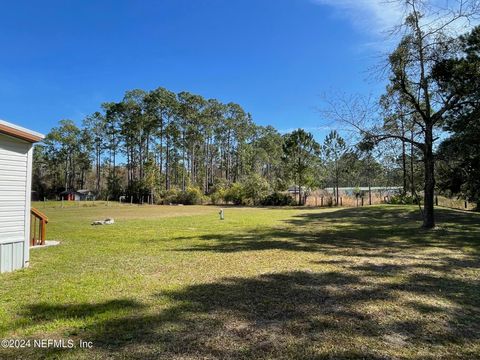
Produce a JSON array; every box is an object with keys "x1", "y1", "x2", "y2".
[
  {"x1": 35, "y1": 0, "x2": 480, "y2": 218},
  {"x1": 33, "y1": 0, "x2": 479, "y2": 225},
  {"x1": 32, "y1": 88, "x2": 404, "y2": 205}
]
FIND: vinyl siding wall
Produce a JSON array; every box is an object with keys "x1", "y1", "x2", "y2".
[{"x1": 0, "y1": 133, "x2": 32, "y2": 272}]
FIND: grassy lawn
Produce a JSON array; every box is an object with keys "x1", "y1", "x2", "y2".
[{"x1": 1, "y1": 204, "x2": 479, "y2": 359}]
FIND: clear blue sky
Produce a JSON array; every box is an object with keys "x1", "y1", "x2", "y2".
[{"x1": 0, "y1": 0, "x2": 394, "y2": 140}]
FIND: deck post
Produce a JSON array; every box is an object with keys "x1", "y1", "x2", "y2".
[
  {"x1": 41, "y1": 219, "x2": 46, "y2": 245},
  {"x1": 30, "y1": 208, "x2": 49, "y2": 246}
]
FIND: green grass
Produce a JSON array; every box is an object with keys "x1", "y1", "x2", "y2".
[{"x1": 1, "y1": 204, "x2": 479, "y2": 359}]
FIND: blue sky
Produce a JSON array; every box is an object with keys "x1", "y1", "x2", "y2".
[{"x1": 0, "y1": 0, "x2": 401, "y2": 140}]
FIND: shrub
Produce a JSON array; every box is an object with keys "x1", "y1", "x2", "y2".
[
  {"x1": 224, "y1": 183, "x2": 245, "y2": 205},
  {"x1": 223, "y1": 176, "x2": 271, "y2": 205},
  {"x1": 210, "y1": 189, "x2": 225, "y2": 205},
  {"x1": 209, "y1": 179, "x2": 228, "y2": 205},
  {"x1": 160, "y1": 188, "x2": 181, "y2": 204},
  {"x1": 260, "y1": 192, "x2": 296, "y2": 206},
  {"x1": 389, "y1": 194, "x2": 418, "y2": 205},
  {"x1": 160, "y1": 187, "x2": 205, "y2": 205},
  {"x1": 242, "y1": 174, "x2": 271, "y2": 205},
  {"x1": 178, "y1": 187, "x2": 205, "y2": 205}
]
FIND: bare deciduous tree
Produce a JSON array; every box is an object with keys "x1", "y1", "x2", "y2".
[{"x1": 322, "y1": 0, "x2": 480, "y2": 228}]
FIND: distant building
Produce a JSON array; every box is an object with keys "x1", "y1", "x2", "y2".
[
  {"x1": 324, "y1": 187, "x2": 402, "y2": 196},
  {"x1": 59, "y1": 189, "x2": 95, "y2": 201},
  {"x1": 77, "y1": 189, "x2": 95, "y2": 200},
  {"x1": 60, "y1": 190, "x2": 81, "y2": 201}
]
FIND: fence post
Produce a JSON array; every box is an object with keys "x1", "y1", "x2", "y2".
[
  {"x1": 340, "y1": 197, "x2": 343, "y2": 206},
  {"x1": 465, "y1": 201, "x2": 468, "y2": 209},
  {"x1": 435, "y1": 196, "x2": 438, "y2": 206},
  {"x1": 361, "y1": 197, "x2": 364, "y2": 206}
]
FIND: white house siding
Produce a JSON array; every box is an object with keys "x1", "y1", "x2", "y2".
[{"x1": 0, "y1": 133, "x2": 31, "y2": 272}]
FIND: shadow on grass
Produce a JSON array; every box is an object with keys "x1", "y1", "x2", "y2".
[
  {"x1": 6, "y1": 269, "x2": 480, "y2": 359},
  {"x1": 174, "y1": 206, "x2": 480, "y2": 254},
  {"x1": 4, "y1": 206, "x2": 480, "y2": 359}
]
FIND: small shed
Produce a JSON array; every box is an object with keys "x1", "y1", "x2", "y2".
[
  {"x1": 0, "y1": 119, "x2": 44, "y2": 273},
  {"x1": 60, "y1": 190, "x2": 82, "y2": 201}
]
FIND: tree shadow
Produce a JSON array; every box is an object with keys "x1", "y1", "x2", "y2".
[
  {"x1": 5, "y1": 268, "x2": 480, "y2": 359},
  {"x1": 174, "y1": 206, "x2": 480, "y2": 255},
  {"x1": 4, "y1": 206, "x2": 480, "y2": 359}
]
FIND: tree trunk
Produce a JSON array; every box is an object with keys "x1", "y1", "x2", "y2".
[
  {"x1": 401, "y1": 121, "x2": 407, "y2": 195},
  {"x1": 410, "y1": 130, "x2": 415, "y2": 195},
  {"x1": 423, "y1": 125, "x2": 435, "y2": 228},
  {"x1": 96, "y1": 145, "x2": 101, "y2": 194},
  {"x1": 204, "y1": 136, "x2": 209, "y2": 194},
  {"x1": 297, "y1": 156, "x2": 302, "y2": 205},
  {"x1": 335, "y1": 161, "x2": 339, "y2": 206},
  {"x1": 336, "y1": 182, "x2": 339, "y2": 206},
  {"x1": 165, "y1": 135, "x2": 170, "y2": 190},
  {"x1": 368, "y1": 154, "x2": 372, "y2": 205},
  {"x1": 113, "y1": 147, "x2": 116, "y2": 182},
  {"x1": 159, "y1": 119, "x2": 163, "y2": 175},
  {"x1": 65, "y1": 158, "x2": 69, "y2": 190},
  {"x1": 210, "y1": 137, "x2": 215, "y2": 187},
  {"x1": 182, "y1": 131, "x2": 186, "y2": 191}
]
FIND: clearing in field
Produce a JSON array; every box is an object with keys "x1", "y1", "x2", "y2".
[{"x1": 0, "y1": 204, "x2": 479, "y2": 359}]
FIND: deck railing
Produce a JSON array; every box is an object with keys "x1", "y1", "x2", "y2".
[{"x1": 31, "y1": 207, "x2": 48, "y2": 246}]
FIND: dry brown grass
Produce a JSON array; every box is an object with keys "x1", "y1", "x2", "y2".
[
  {"x1": 305, "y1": 193, "x2": 385, "y2": 207},
  {"x1": 436, "y1": 195, "x2": 477, "y2": 211}
]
